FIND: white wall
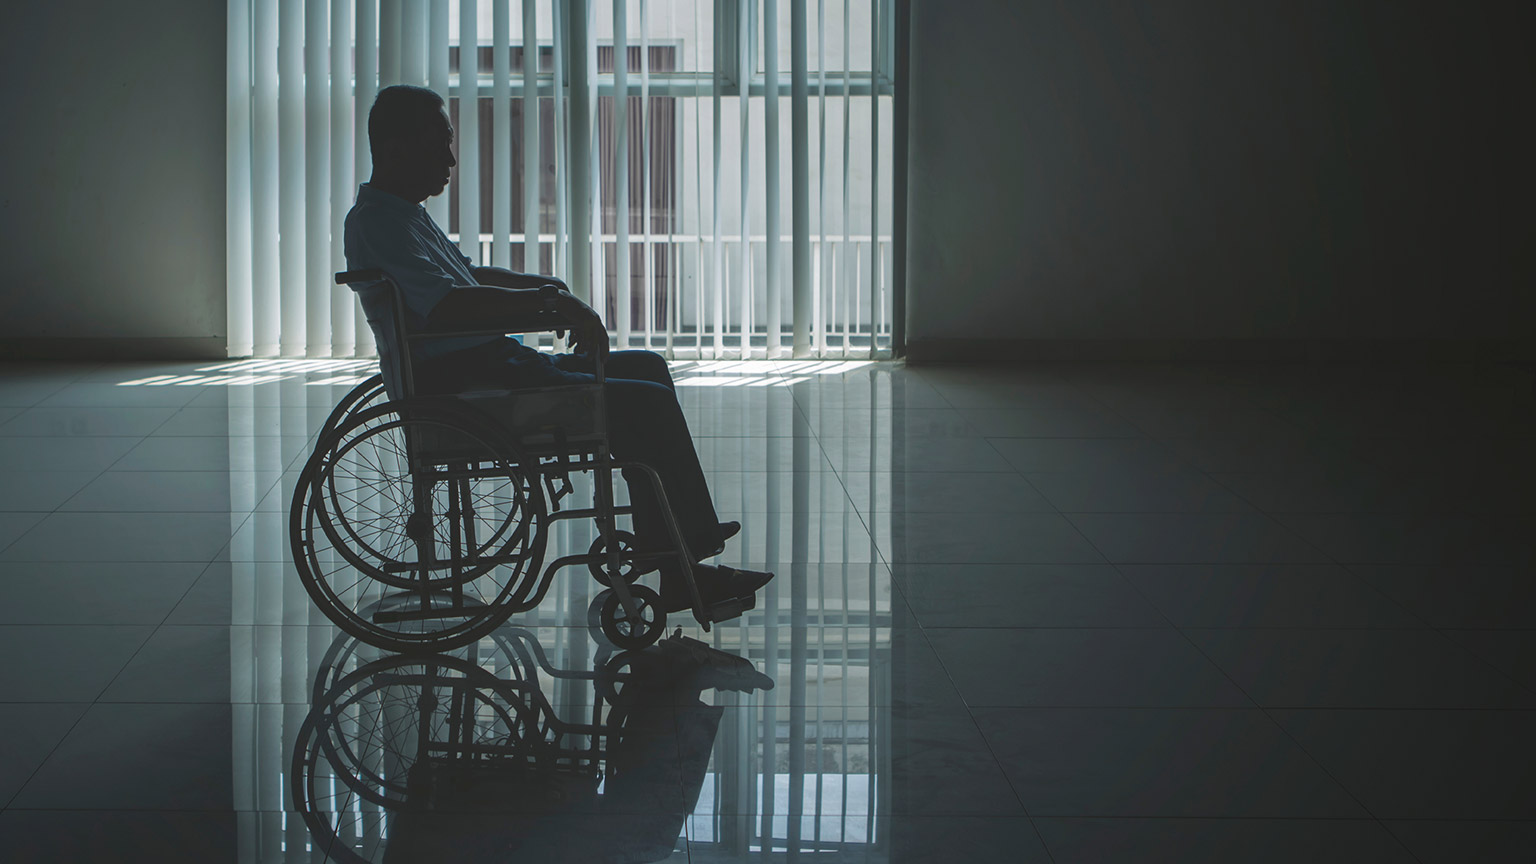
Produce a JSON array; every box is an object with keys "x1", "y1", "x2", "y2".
[
  {"x1": 904, "y1": 0, "x2": 1535, "y2": 356},
  {"x1": 0, "y1": 1, "x2": 227, "y2": 358}
]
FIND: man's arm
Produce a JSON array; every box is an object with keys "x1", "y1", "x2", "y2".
[
  {"x1": 428, "y1": 279, "x2": 609, "y2": 361},
  {"x1": 470, "y1": 266, "x2": 568, "y2": 293}
]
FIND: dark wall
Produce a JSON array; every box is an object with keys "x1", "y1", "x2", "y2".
[
  {"x1": 0, "y1": 1, "x2": 227, "y2": 357},
  {"x1": 905, "y1": 0, "x2": 1535, "y2": 350}
]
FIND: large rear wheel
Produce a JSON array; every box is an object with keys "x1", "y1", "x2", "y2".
[{"x1": 291, "y1": 400, "x2": 546, "y2": 653}]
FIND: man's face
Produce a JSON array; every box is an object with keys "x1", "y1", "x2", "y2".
[{"x1": 392, "y1": 105, "x2": 457, "y2": 203}]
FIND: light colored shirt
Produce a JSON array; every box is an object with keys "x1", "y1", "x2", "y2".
[{"x1": 343, "y1": 183, "x2": 527, "y2": 395}]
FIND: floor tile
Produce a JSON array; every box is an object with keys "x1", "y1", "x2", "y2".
[
  {"x1": 0, "y1": 626, "x2": 153, "y2": 701},
  {"x1": 892, "y1": 563, "x2": 1164, "y2": 628},
  {"x1": 151, "y1": 404, "x2": 325, "y2": 437},
  {"x1": 686, "y1": 816, "x2": 1052, "y2": 862},
  {"x1": 0, "y1": 811, "x2": 238, "y2": 864},
  {"x1": 165, "y1": 560, "x2": 335, "y2": 627},
  {"x1": 1348, "y1": 565, "x2": 1536, "y2": 628},
  {"x1": 1, "y1": 512, "x2": 239, "y2": 562},
  {"x1": 701, "y1": 471, "x2": 857, "y2": 514},
  {"x1": 0, "y1": 563, "x2": 203, "y2": 625},
  {"x1": 12, "y1": 702, "x2": 237, "y2": 809},
  {"x1": 1186, "y1": 629, "x2": 1536, "y2": 708},
  {"x1": 0, "y1": 513, "x2": 46, "y2": 552},
  {"x1": 0, "y1": 405, "x2": 181, "y2": 437},
  {"x1": 875, "y1": 512, "x2": 1106, "y2": 564},
  {"x1": 112, "y1": 435, "x2": 311, "y2": 472},
  {"x1": 880, "y1": 816, "x2": 1051, "y2": 863},
  {"x1": 1025, "y1": 469, "x2": 1258, "y2": 513},
  {"x1": 0, "y1": 704, "x2": 88, "y2": 807},
  {"x1": 0, "y1": 380, "x2": 70, "y2": 407},
  {"x1": 956, "y1": 405, "x2": 1142, "y2": 437},
  {"x1": 1276, "y1": 513, "x2": 1536, "y2": 565},
  {"x1": 1210, "y1": 469, "x2": 1457, "y2": 514},
  {"x1": 1119, "y1": 564, "x2": 1421, "y2": 627},
  {"x1": 1441, "y1": 630, "x2": 1536, "y2": 692},
  {"x1": 101, "y1": 624, "x2": 346, "y2": 704},
  {"x1": 1382, "y1": 820, "x2": 1536, "y2": 864},
  {"x1": 1157, "y1": 434, "x2": 1376, "y2": 474},
  {"x1": 1066, "y1": 513, "x2": 1329, "y2": 564},
  {"x1": 805, "y1": 407, "x2": 983, "y2": 438},
  {"x1": 972, "y1": 707, "x2": 1365, "y2": 817},
  {"x1": 1271, "y1": 709, "x2": 1536, "y2": 818},
  {"x1": 824, "y1": 436, "x2": 1020, "y2": 474},
  {"x1": 926, "y1": 628, "x2": 1250, "y2": 707},
  {"x1": 842, "y1": 471, "x2": 1056, "y2": 514},
  {"x1": 0, "y1": 471, "x2": 100, "y2": 512},
  {"x1": 1033, "y1": 817, "x2": 1415, "y2": 864},
  {"x1": 59, "y1": 470, "x2": 283, "y2": 513},
  {"x1": 884, "y1": 706, "x2": 1024, "y2": 816},
  {"x1": 694, "y1": 437, "x2": 835, "y2": 472},
  {"x1": 38, "y1": 382, "x2": 205, "y2": 408},
  {"x1": 988, "y1": 436, "x2": 1191, "y2": 473},
  {"x1": 0, "y1": 436, "x2": 140, "y2": 471},
  {"x1": 98, "y1": 626, "x2": 238, "y2": 704}
]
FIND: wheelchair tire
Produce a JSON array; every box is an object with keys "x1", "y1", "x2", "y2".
[
  {"x1": 597, "y1": 584, "x2": 667, "y2": 650},
  {"x1": 291, "y1": 399, "x2": 546, "y2": 653}
]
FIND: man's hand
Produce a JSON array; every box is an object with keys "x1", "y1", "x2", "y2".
[{"x1": 554, "y1": 292, "x2": 609, "y2": 364}]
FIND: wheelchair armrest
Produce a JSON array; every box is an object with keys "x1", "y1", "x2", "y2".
[{"x1": 335, "y1": 268, "x2": 385, "y2": 285}]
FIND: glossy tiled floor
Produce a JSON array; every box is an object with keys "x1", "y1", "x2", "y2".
[{"x1": 0, "y1": 357, "x2": 1533, "y2": 862}]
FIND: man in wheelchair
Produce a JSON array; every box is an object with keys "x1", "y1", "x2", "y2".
[{"x1": 344, "y1": 85, "x2": 771, "y2": 615}]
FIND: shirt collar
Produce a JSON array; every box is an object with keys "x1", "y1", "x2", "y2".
[{"x1": 356, "y1": 183, "x2": 424, "y2": 215}]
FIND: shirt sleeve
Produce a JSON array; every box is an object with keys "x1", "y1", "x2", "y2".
[{"x1": 345, "y1": 207, "x2": 461, "y2": 323}]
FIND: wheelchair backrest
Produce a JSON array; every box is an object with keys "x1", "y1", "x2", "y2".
[{"x1": 345, "y1": 274, "x2": 414, "y2": 402}]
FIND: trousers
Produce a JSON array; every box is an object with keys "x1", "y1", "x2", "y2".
[{"x1": 414, "y1": 341, "x2": 724, "y2": 570}]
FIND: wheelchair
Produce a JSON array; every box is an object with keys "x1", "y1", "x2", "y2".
[
  {"x1": 290, "y1": 269, "x2": 740, "y2": 654},
  {"x1": 291, "y1": 623, "x2": 770, "y2": 863}
]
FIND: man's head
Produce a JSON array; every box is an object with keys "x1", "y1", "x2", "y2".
[{"x1": 367, "y1": 85, "x2": 456, "y2": 204}]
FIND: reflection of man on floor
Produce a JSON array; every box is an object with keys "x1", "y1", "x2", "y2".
[{"x1": 344, "y1": 85, "x2": 770, "y2": 614}]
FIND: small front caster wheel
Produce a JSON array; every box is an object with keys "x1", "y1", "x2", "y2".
[
  {"x1": 598, "y1": 584, "x2": 666, "y2": 650},
  {"x1": 588, "y1": 530, "x2": 641, "y2": 587}
]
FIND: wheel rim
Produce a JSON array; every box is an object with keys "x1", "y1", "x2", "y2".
[
  {"x1": 291, "y1": 402, "x2": 546, "y2": 651},
  {"x1": 318, "y1": 412, "x2": 528, "y2": 587},
  {"x1": 600, "y1": 585, "x2": 665, "y2": 650}
]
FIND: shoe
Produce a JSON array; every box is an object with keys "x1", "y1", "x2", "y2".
[
  {"x1": 658, "y1": 633, "x2": 775, "y2": 693},
  {"x1": 661, "y1": 563, "x2": 774, "y2": 613},
  {"x1": 697, "y1": 521, "x2": 742, "y2": 559}
]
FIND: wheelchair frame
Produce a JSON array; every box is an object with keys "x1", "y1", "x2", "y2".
[{"x1": 289, "y1": 269, "x2": 723, "y2": 653}]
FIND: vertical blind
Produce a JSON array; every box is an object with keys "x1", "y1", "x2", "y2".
[{"x1": 228, "y1": 0, "x2": 895, "y2": 360}]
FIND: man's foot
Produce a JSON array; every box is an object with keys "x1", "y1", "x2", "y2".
[
  {"x1": 662, "y1": 563, "x2": 774, "y2": 613},
  {"x1": 657, "y1": 633, "x2": 775, "y2": 693},
  {"x1": 698, "y1": 521, "x2": 742, "y2": 558}
]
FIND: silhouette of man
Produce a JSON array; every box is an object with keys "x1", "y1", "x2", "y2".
[{"x1": 343, "y1": 84, "x2": 770, "y2": 614}]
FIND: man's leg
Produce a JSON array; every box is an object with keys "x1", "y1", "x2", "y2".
[{"x1": 552, "y1": 351, "x2": 720, "y2": 558}]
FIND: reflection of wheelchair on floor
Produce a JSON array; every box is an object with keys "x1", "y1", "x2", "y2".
[
  {"x1": 290, "y1": 269, "x2": 738, "y2": 654},
  {"x1": 292, "y1": 625, "x2": 771, "y2": 863}
]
